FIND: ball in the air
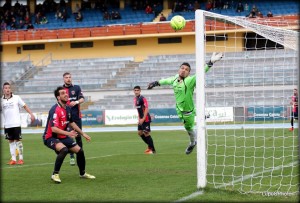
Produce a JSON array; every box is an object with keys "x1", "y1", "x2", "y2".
[{"x1": 170, "y1": 15, "x2": 186, "y2": 31}]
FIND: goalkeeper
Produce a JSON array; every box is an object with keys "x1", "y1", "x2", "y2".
[{"x1": 147, "y1": 52, "x2": 223, "y2": 155}]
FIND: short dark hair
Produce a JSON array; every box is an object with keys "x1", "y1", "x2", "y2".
[
  {"x1": 54, "y1": 86, "x2": 65, "y2": 100},
  {"x1": 63, "y1": 72, "x2": 71, "y2": 77},
  {"x1": 3, "y1": 82, "x2": 10, "y2": 88},
  {"x1": 181, "y1": 62, "x2": 191, "y2": 71},
  {"x1": 133, "y1": 86, "x2": 141, "y2": 90}
]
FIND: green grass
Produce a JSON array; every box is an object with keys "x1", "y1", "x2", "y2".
[{"x1": 1, "y1": 129, "x2": 299, "y2": 202}]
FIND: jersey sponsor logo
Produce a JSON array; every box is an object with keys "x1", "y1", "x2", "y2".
[
  {"x1": 53, "y1": 113, "x2": 57, "y2": 119},
  {"x1": 71, "y1": 90, "x2": 75, "y2": 95},
  {"x1": 61, "y1": 111, "x2": 64, "y2": 116},
  {"x1": 136, "y1": 105, "x2": 141, "y2": 108}
]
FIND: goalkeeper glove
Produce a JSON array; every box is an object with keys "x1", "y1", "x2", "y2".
[
  {"x1": 147, "y1": 81, "x2": 160, "y2": 89},
  {"x1": 207, "y1": 52, "x2": 223, "y2": 67}
]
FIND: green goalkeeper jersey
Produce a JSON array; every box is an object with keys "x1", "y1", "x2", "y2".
[
  {"x1": 159, "y1": 74, "x2": 196, "y2": 112},
  {"x1": 158, "y1": 65, "x2": 210, "y2": 112}
]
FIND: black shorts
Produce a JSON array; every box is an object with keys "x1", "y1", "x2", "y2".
[
  {"x1": 292, "y1": 111, "x2": 298, "y2": 119},
  {"x1": 5, "y1": 127, "x2": 22, "y2": 140},
  {"x1": 138, "y1": 121, "x2": 151, "y2": 132},
  {"x1": 45, "y1": 137, "x2": 77, "y2": 151}
]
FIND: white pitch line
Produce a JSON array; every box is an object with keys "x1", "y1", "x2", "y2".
[{"x1": 173, "y1": 160, "x2": 298, "y2": 202}]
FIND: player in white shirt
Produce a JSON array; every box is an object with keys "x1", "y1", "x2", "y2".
[{"x1": 1, "y1": 82, "x2": 35, "y2": 165}]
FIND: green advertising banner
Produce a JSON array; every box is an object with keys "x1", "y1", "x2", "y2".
[{"x1": 81, "y1": 110, "x2": 104, "y2": 125}]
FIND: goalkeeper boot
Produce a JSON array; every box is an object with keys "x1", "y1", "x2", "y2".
[
  {"x1": 289, "y1": 127, "x2": 294, "y2": 132},
  {"x1": 51, "y1": 174, "x2": 61, "y2": 183},
  {"x1": 80, "y1": 173, "x2": 96, "y2": 179},
  {"x1": 185, "y1": 142, "x2": 197, "y2": 155}
]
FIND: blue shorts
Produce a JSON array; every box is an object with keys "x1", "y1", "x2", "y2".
[
  {"x1": 138, "y1": 121, "x2": 151, "y2": 132},
  {"x1": 45, "y1": 137, "x2": 77, "y2": 151}
]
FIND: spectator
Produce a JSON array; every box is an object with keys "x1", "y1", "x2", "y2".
[
  {"x1": 35, "y1": 11, "x2": 41, "y2": 24},
  {"x1": 73, "y1": 3, "x2": 81, "y2": 15},
  {"x1": 17, "y1": 19, "x2": 25, "y2": 29},
  {"x1": 236, "y1": 2, "x2": 244, "y2": 13},
  {"x1": 159, "y1": 13, "x2": 166, "y2": 21},
  {"x1": 40, "y1": 16, "x2": 48, "y2": 24},
  {"x1": 24, "y1": 12, "x2": 31, "y2": 24},
  {"x1": 1, "y1": 20, "x2": 7, "y2": 30},
  {"x1": 61, "y1": 8, "x2": 68, "y2": 22},
  {"x1": 112, "y1": 11, "x2": 121, "y2": 20},
  {"x1": 145, "y1": 5, "x2": 153, "y2": 14},
  {"x1": 257, "y1": 11, "x2": 263, "y2": 18},
  {"x1": 223, "y1": 1, "x2": 229, "y2": 9},
  {"x1": 27, "y1": 23, "x2": 34, "y2": 29},
  {"x1": 76, "y1": 11, "x2": 83, "y2": 22},
  {"x1": 103, "y1": 11, "x2": 110, "y2": 20},
  {"x1": 187, "y1": 3, "x2": 194, "y2": 12},
  {"x1": 194, "y1": 1, "x2": 200, "y2": 10},
  {"x1": 206, "y1": 1, "x2": 213, "y2": 11},
  {"x1": 248, "y1": 12, "x2": 256, "y2": 18},
  {"x1": 244, "y1": 3, "x2": 249, "y2": 12},
  {"x1": 267, "y1": 11, "x2": 273, "y2": 17},
  {"x1": 10, "y1": 17, "x2": 17, "y2": 29}
]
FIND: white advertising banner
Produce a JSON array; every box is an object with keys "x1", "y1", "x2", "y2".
[
  {"x1": 205, "y1": 107, "x2": 234, "y2": 122},
  {"x1": 105, "y1": 109, "x2": 139, "y2": 125}
]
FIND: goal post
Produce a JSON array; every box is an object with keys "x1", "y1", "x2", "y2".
[{"x1": 195, "y1": 10, "x2": 299, "y2": 195}]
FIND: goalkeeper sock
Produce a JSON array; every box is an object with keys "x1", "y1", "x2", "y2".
[
  {"x1": 16, "y1": 141, "x2": 23, "y2": 160},
  {"x1": 76, "y1": 148, "x2": 86, "y2": 176},
  {"x1": 140, "y1": 134, "x2": 149, "y2": 145},
  {"x1": 53, "y1": 147, "x2": 68, "y2": 174},
  {"x1": 187, "y1": 130, "x2": 197, "y2": 145},
  {"x1": 145, "y1": 135, "x2": 156, "y2": 152},
  {"x1": 9, "y1": 142, "x2": 17, "y2": 161},
  {"x1": 291, "y1": 117, "x2": 294, "y2": 127}
]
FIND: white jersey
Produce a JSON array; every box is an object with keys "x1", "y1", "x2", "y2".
[{"x1": 1, "y1": 94, "x2": 26, "y2": 128}]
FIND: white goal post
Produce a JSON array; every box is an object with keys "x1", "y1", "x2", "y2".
[{"x1": 195, "y1": 10, "x2": 299, "y2": 195}]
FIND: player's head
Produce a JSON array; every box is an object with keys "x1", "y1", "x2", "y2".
[
  {"x1": 54, "y1": 86, "x2": 68, "y2": 103},
  {"x1": 2, "y1": 82, "x2": 12, "y2": 96},
  {"x1": 293, "y1": 88, "x2": 298, "y2": 95},
  {"x1": 63, "y1": 72, "x2": 72, "y2": 86},
  {"x1": 178, "y1": 62, "x2": 191, "y2": 79},
  {"x1": 133, "y1": 86, "x2": 141, "y2": 96}
]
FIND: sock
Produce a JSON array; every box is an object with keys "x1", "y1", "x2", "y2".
[
  {"x1": 76, "y1": 148, "x2": 86, "y2": 176},
  {"x1": 145, "y1": 135, "x2": 156, "y2": 152},
  {"x1": 187, "y1": 130, "x2": 197, "y2": 145},
  {"x1": 70, "y1": 153, "x2": 75, "y2": 159},
  {"x1": 53, "y1": 147, "x2": 68, "y2": 174},
  {"x1": 291, "y1": 118, "x2": 294, "y2": 128},
  {"x1": 16, "y1": 141, "x2": 23, "y2": 160},
  {"x1": 9, "y1": 142, "x2": 16, "y2": 161},
  {"x1": 140, "y1": 134, "x2": 149, "y2": 145}
]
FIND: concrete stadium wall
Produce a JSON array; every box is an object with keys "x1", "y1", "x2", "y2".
[{"x1": 1, "y1": 32, "x2": 244, "y2": 64}]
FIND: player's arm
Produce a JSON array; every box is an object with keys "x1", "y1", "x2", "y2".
[
  {"x1": 69, "y1": 122, "x2": 91, "y2": 142},
  {"x1": 51, "y1": 126, "x2": 78, "y2": 138},
  {"x1": 147, "y1": 76, "x2": 176, "y2": 89},
  {"x1": 205, "y1": 52, "x2": 223, "y2": 73},
  {"x1": 23, "y1": 104, "x2": 35, "y2": 123}
]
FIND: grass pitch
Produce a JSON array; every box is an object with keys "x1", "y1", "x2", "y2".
[{"x1": 1, "y1": 129, "x2": 298, "y2": 202}]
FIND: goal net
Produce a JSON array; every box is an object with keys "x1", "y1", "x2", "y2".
[{"x1": 195, "y1": 10, "x2": 299, "y2": 195}]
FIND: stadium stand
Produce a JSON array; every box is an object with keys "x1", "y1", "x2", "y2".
[
  {"x1": 14, "y1": 49, "x2": 297, "y2": 111},
  {"x1": 1, "y1": 0, "x2": 298, "y2": 31}
]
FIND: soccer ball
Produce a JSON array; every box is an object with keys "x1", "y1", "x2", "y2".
[{"x1": 170, "y1": 15, "x2": 186, "y2": 31}]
